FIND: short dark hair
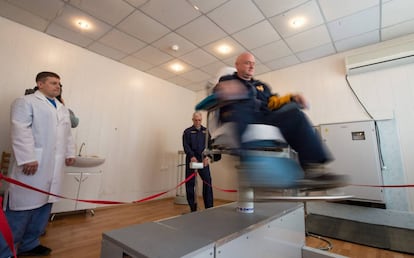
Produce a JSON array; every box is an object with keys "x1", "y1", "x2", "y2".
[{"x1": 35, "y1": 71, "x2": 60, "y2": 82}]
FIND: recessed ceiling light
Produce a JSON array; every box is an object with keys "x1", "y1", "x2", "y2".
[
  {"x1": 186, "y1": 0, "x2": 200, "y2": 11},
  {"x1": 170, "y1": 63, "x2": 184, "y2": 72},
  {"x1": 290, "y1": 17, "x2": 306, "y2": 28},
  {"x1": 216, "y1": 44, "x2": 232, "y2": 55},
  {"x1": 171, "y1": 44, "x2": 179, "y2": 51},
  {"x1": 76, "y1": 19, "x2": 91, "y2": 30}
]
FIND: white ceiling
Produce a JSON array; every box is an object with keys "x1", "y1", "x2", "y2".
[{"x1": 1, "y1": 0, "x2": 414, "y2": 91}]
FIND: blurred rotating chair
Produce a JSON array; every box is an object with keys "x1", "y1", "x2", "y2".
[{"x1": 196, "y1": 68, "x2": 307, "y2": 212}]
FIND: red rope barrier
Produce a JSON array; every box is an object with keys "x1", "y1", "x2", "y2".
[
  {"x1": 352, "y1": 184, "x2": 414, "y2": 188},
  {"x1": 1, "y1": 171, "x2": 413, "y2": 257},
  {"x1": 0, "y1": 173, "x2": 196, "y2": 205},
  {"x1": 0, "y1": 172, "x2": 196, "y2": 257},
  {"x1": 0, "y1": 196, "x2": 16, "y2": 258},
  {"x1": 201, "y1": 178, "x2": 237, "y2": 193}
]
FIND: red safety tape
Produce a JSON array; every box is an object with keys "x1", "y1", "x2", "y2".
[
  {"x1": 1, "y1": 172, "x2": 412, "y2": 257},
  {"x1": 0, "y1": 173, "x2": 196, "y2": 205},
  {"x1": 201, "y1": 181, "x2": 414, "y2": 192},
  {"x1": 0, "y1": 196, "x2": 17, "y2": 258},
  {"x1": 198, "y1": 182, "x2": 414, "y2": 192},
  {"x1": 201, "y1": 178, "x2": 237, "y2": 193},
  {"x1": 0, "y1": 172, "x2": 196, "y2": 256},
  {"x1": 352, "y1": 184, "x2": 414, "y2": 188}
]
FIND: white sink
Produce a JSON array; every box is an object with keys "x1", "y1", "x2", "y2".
[{"x1": 73, "y1": 156, "x2": 105, "y2": 168}]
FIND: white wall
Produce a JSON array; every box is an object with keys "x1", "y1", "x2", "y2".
[{"x1": 0, "y1": 17, "x2": 196, "y2": 203}]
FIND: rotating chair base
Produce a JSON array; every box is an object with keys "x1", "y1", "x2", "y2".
[
  {"x1": 240, "y1": 174, "x2": 351, "y2": 203},
  {"x1": 238, "y1": 151, "x2": 350, "y2": 195},
  {"x1": 252, "y1": 173, "x2": 350, "y2": 194},
  {"x1": 253, "y1": 193, "x2": 353, "y2": 202}
]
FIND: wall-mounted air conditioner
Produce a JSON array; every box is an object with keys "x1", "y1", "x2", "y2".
[{"x1": 345, "y1": 40, "x2": 414, "y2": 75}]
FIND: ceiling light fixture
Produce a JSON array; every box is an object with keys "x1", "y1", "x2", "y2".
[
  {"x1": 171, "y1": 44, "x2": 179, "y2": 51},
  {"x1": 76, "y1": 19, "x2": 91, "y2": 30},
  {"x1": 216, "y1": 44, "x2": 232, "y2": 55},
  {"x1": 186, "y1": 0, "x2": 200, "y2": 11},
  {"x1": 170, "y1": 63, "x2": 184, "y2": 72},
  {"x1": 290, "y1": 17, "x2": 306, "y2": 28}
]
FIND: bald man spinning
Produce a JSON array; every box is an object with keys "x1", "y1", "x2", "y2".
[{"x1": 215, "y1": 52, "x2": 331, "y2": 172}]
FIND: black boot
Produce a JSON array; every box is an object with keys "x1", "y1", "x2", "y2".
[{"x1": 190, "y1": 203, "x2": 197, "y2": 212}]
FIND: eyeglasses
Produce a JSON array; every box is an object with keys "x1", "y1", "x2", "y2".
[{"x1": 243, "y1": 61, "x2": 255, "y2": 66}]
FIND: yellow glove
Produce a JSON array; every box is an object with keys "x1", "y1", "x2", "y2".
[{"x1": 267, "y1": 94, "x2": 292, "y2": 110}]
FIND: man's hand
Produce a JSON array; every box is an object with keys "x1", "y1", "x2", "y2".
[
  {"x1": 292, "y1": 94, "x2": 309, "y2": 109},
  {"x1": 22, "y1": 161, "x2": 38, "y2": 175},
  {"x1": 215, "y1": 80, "x2": 248, "y2": 100},
  {"x1": 65, "y1": 157, "x2": 75, "y2": 166},
  {"x1": 190, "y1": 157, "x2": 198, "y2": 163},
  {"x1": 203, "y1": 157, "x2": 209, "y2": 167}
]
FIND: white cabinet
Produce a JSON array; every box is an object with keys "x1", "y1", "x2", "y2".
[
  {"x1": 52, "y1": 169, "x2": 102, "y2": 214},
  {"x1": 320, "y1": 120, "x2": 384, "y2": 203}
]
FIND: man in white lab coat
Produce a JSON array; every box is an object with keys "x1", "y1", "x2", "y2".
[{"x1": 0, "y1": 71, "x2": 76, "y2": 257}]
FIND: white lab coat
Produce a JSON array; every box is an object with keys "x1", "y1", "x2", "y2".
[{"x1": 6, "y1": 91, "x2": 75, "y2": 210}]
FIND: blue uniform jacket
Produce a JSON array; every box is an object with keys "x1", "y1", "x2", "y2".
[
  {"x1": 218, "y1": 72, "x2": 275, "y2": 113},
  {"x1": 182, "y1": 125, "x2": 208, "y2": 162}
]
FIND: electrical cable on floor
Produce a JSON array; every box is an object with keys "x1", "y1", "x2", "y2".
[
  {"x1": 305, "y1": 211, "x2": 333, "y2": 251},
  {"x1": 306, "y1": 232, "x2": 333, "y2": 251}
]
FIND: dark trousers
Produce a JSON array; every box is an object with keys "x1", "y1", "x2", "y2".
[
  {"x1": 185, "y1": 165, "x2": 213, "y2": 212},
  {"x1": 261, "y1": 102, "x2": 331, "y2": 165},
  {"x1": 229, "y1": 102, "x2": 331, "y2": 166}
]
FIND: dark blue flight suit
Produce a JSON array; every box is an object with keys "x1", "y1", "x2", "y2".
[
  {"x1": 182, "y1": 125, "x2": 213, "y2": 212},
  {"x1": 218, "y1": 72, "x2": 331, "y2": 166}
]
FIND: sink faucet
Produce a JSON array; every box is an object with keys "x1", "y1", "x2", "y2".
[{"x1": 78, "y1": 142, "x2": 86, "y2": 156}]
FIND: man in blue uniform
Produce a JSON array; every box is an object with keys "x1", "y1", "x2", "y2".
[
  {"x1": 182, "y1": 112, "x2": 213, "y2": 212},
  {"x1": 216, "y1": 52, "x2": 331, "y2": 168}
]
